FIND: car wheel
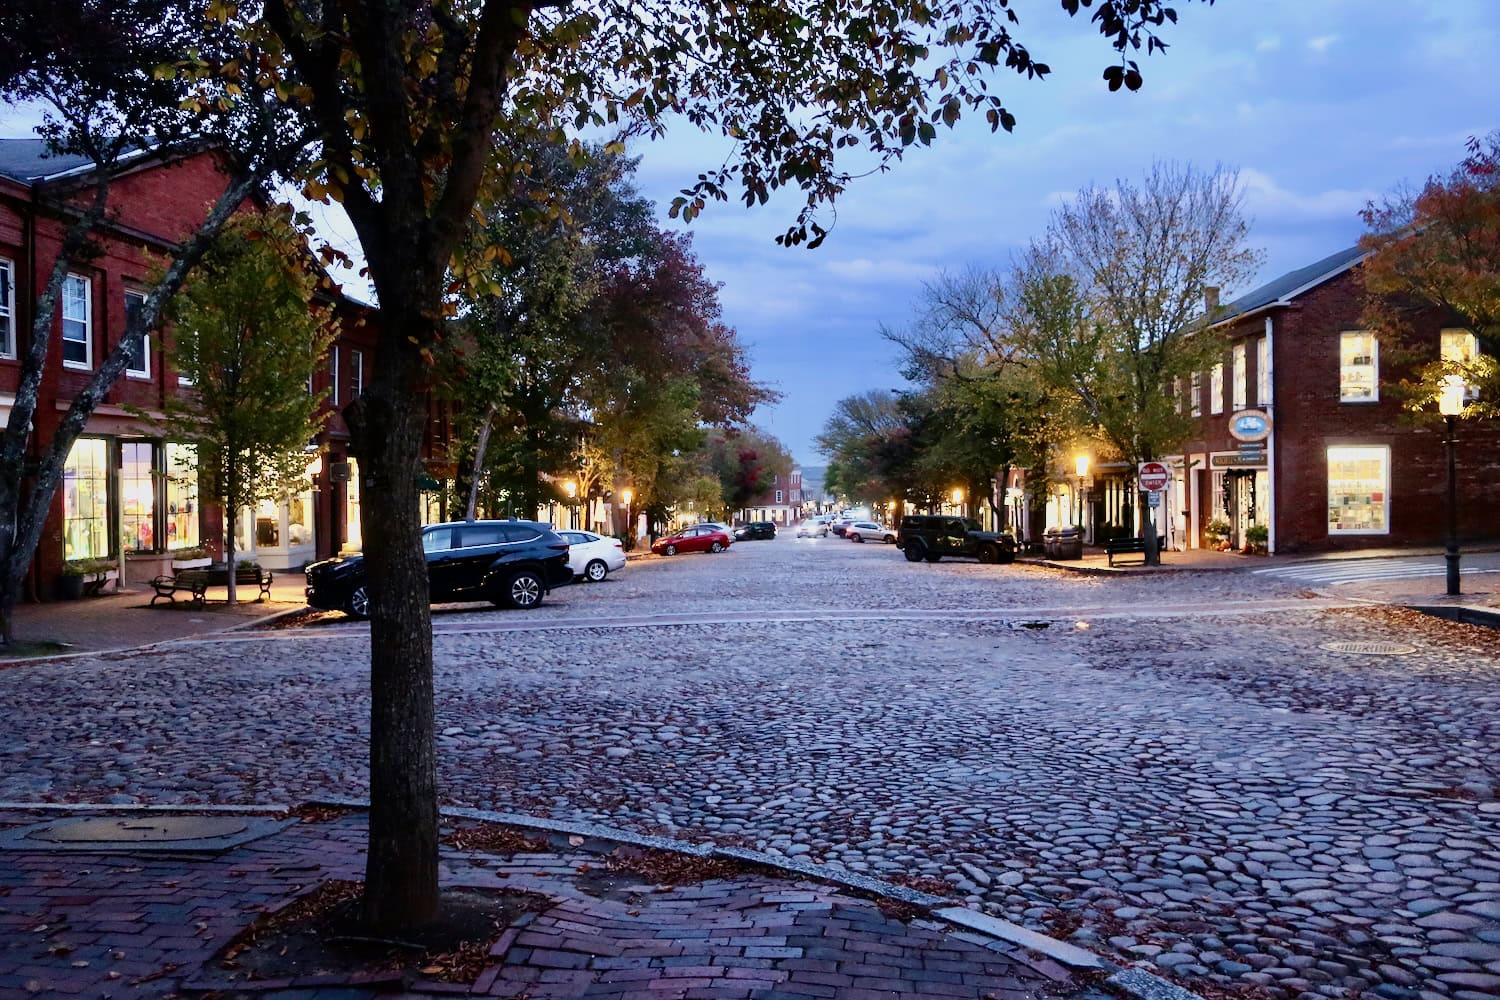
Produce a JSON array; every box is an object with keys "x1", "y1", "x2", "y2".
[
  {"x1": 977, "y1": 544, "x2": 998, "y2": 564},
  {"x1": 853, "y1": 533, "x2": 865, "y2": 542},
  {"x1": 903, "y1": 541, "x2": 926, "y2": 563},
  {"x1": 710, "y1": 541, "x2": 724, "y2": 553},
  {"x1": 664, "y1": 544, "x2": 677, "y2": 556},
  {"x1": 884, "y1": 534, "x2": 895, "y2": 544},
  {"x1": 501, "y1": 569, "x2": 544, "y2": 609},
  {"x1": 585, "y1": 559, "x2": 608, "y2": 582},
  {"x1": 345, "y1": 585, "x2": 370, "y2": 620}
]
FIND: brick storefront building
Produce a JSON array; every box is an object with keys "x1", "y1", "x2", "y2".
[
  {"x1": 1156, "y1": 245, "x2": 1499, "y2": 554},
  {"x1": 0, "y1": 138, "x2": 453, "y2": 598}
]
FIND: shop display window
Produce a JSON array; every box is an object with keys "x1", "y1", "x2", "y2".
[
  {"x1": 63, "y1": 439, "x2": 109, "y2": 559},
  {"x1": 1327, "y1": 446, "x2": 1389, "y2": 534},
  {"x1": 120, "y1": 442, "x2": 156, "y2": 551},
  {"x1": 165, "y1": 443, "x2": 200, "y2": 549}
]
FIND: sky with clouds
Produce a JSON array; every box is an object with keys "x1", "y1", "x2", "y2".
[
  {"x1": 2, "y1": 1, "x2": 1493, "y2": 468},
  {"x1": 619, "y1": 0, "x2": 1498, "y2": 465}
]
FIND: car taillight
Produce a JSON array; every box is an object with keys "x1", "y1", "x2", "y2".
[
  {"x1": 550, "y1": 543, "x2": 569, "y2": 551},
  {"x1": 612, "y1": 540, "x2": 622, "y2": 548}
]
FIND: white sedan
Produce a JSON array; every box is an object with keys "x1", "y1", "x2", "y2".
[
  {"x1": 794, "y1": 520, "x2": 828, "y2": 538},
  {"x1": 560, "y1": 530, "x2": 627, "y2": 581},
  {"x1": 845, "y1": 521, "x2": 896, "y2": 543}
]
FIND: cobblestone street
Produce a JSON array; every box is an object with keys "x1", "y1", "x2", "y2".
[{"x1": 1, "y1": 537, "x2": 1497, "y2": 999}]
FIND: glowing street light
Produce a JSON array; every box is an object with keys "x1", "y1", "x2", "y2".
[{"x1": 1074, "y1": 454, "x2": 1090, "y2": 531}]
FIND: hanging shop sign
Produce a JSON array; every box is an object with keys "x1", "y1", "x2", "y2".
[{"x1": 1229, "y1": 409, "x2": 1272, "y2": 443}]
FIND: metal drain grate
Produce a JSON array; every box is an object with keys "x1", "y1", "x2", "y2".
[{"x1": 1320, "y1": 640, "x2": 1416, "y2": 656}]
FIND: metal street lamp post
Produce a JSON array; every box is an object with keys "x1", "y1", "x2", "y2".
[
  {"x1": 1439, "y1": 376, "x2": 1465, "y2": 596},
  {"x1": 564, "y1": 480, "x2": 578, "y2": 529},
  {"x1": 1074, "y1": 454, "x2": 1090, "y2": 533}
]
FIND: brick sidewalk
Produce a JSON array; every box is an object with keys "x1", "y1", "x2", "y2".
[{"x1": 0, "y1": 809, "x2": 1083, "y2": 999}]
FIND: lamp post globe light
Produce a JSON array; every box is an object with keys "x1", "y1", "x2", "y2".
[
  {"x1": 1439, "y1": 375, "x2": 1466, "y2": 596},
  {"x1": 951, "y1": 487, "x2": 963, "y2": 515}
]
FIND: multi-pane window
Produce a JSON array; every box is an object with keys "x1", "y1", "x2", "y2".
[
  {"x1": 1256, "y1": 336, "x2": 1271, "y2": 406},
  {"x1": 352, "y1": 349, "x2": 364, "y2": 395},
  {"x1": 63, "y1": 438, "x2": 109, "y2": 559},
  {"x1": 120, "y1": 442, "x2": 157, "y2": 551},
  {"x1": 1232, "y1": 343, "x2": 1247, "y2": 411},
  {"x1": 1210, "y1": 362, "x2": 1224, "y2": 415},
  {"x1": 165, "y1": 443, "x2": 200, "y2": 549},
  {"x1": 0, "y1": 258, "x2": 15, "y2": 359},
  {"x1": 124, "y1": 291, "x2": 150, "y2": 378},
  {"x1": 1327, "y1": 446, "x2": 1389, "y2": 535},
  {"x1": 345, "y1": 456, "x2": 361, "y2": 549},
  {"x1": 1173, "y1": 377, "x2": 1183, "y2": 414},
  {"x1": 1190, "y1": 372, "x2": 1202, "y2": 417},
  {"x1": 1441, "y1": 329, "x2": 1481, "y2": 401},
  {"x1": 62, "y1": 274, "x2": 91, "y2": 368},
  {"x1": 1339, "y1": 332, "x2": 1378, "y2": 402}
]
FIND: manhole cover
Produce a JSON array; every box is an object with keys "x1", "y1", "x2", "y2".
[
  {"x1": 0, "y1": 814, "x2": 292, "y2": 853},
  {"x1": 1320, "y1": 640, "x2": 1416, "y2": 656},
  {"x1": 28, "y1": 816, "x2": 251, "y2": 844}
]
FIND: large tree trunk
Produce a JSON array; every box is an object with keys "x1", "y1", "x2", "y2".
[
  {"x1": 466, "y1": 402, "x2": 498, "y2": 521},
  {"x1": 345, "y1": 327, "x2": 439, "y2": 929},
  {"x1": 225, "y1": 505, "x2": 238, "y2": 606}
]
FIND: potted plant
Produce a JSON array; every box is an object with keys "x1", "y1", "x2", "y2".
[
  {"x1": 58, "y1": 560, "x2": 87, "y2": 600},
  {"x1": 171, "y1": 546, "x2": 212, "y2": 570},
  {"x1": 1204, "y1": 518, "x2": 1232, "y2": 550},
  {"x1": 1245, "y1": 523, "x2": 1269, "y2": 555}
]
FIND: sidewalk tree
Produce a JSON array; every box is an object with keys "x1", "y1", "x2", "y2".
[
  {"x1": 706, "y1": 427, "x2": 793, "y2": 514},
  {"x1": 237, "y1": 0, "x2": 1205, "y2": 929},
  {"x1": 1360, "y1": 132, "x2": 1500, "y2": 415},
  {"x1": 1048, "y1": 163, "x2": 1260, "y2": 563},
  {"x1": 0, "y1": 0, "x2": 305, "y2": 644},
  {"x1": 150, "y1": 210, "x2": 334, "y2": 603}
]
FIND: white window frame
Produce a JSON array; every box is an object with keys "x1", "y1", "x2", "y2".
[
  {"x1": 1210, "y1": 362, "x2": 1224, "y2": 415},
  {"x1": 1173, "y1": 377, "x2": 1183, "y2": 414},
  {"x1": 775, "y1": 489, "x2": 784, "y2": 504},
  {"x1": 62, "y1": 273, "x2": 92, "y2": 370},
  {"x1": 1339, "y1": 331, "x2": 1379, "y2": 403},
  {"x1": 331, "y1": 346, "x2": 340, "y2": 406},
  {"x1": 124, "y1": 290, "x2": 150, "y2": 379},
  {"x1": 1232, "y1": 343, "x2": 1247, "y2": 411},
  {"x1": 0, "y1": 258, "x2": 15, "y2": 359},
  {"x1": 352, "y1": 349, "x2": 363, "y2": 395},
  {"x1": 1256, "y1": 336, "x2": 1271, "y2": 406},
  {"x1": 1190, "y1": 372, "x2": 1202, "y2": 417},
  {"x1": 1326, "y1": 445, "x2": 1390, "y2": 536}
]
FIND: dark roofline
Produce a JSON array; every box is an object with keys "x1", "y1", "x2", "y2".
[{"x1": 1207, "y1": 243, "x2": 1368, "y2": 330}]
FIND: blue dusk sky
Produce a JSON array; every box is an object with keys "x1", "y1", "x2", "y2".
[
  {"x1": 3, "y1": 2, "x2": 1494, "y2": 467},
  {"x1": 621, "y1": 1, "x2": 1498, "y2": 465}
]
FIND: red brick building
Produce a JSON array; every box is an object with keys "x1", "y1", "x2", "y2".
[
  {"x1": 0, "y1": 138, "x2": 448, "y2": 597},
  {"x1": 1155, "y1": 245, "x2": 1499, "y2": 554},
  {"x1": 738, "y1": 469, "x2": 803, "y2": 525}
]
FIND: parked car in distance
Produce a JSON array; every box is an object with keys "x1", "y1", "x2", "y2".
[
  {"x1": 794, "y1": 519, "x2": 828, "y2": 538},
  {"x1": 651, "y1": 524, "x2": 733, "y2": 556},
  {"x1": 830, "y1": 517, "x2": 860, "y2": 537},
  {"x1": 896, "y1": 515, "x2": 1016, "y2": 564},
  {"x1": 733, "y1": 521, "x2": 777, "y2": 541},
  {"x1": 559, "y1": 529, "x2": 626, "y2": 582},
  {"x1": 306, "y1": 519, "x2": 573, "y2": 618},
  {"x1": 845, "y1": 521, "x2": 897, "y2": 544}
]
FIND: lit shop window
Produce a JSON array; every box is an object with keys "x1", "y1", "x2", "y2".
[
  {"x1": 63, "y1": 438, "x2": 109, "y2": 559},
  {"x1": 1327, "y1": 446, "x2": 1389, "y2": 535},
  {"x1": 120, "y1": 442, "x2": 156, "y2": 551},
  {"x1": 345, "y1": 457, "x2": 362, "y2": 549},
  {"x1": 165, "y1": 443, "x2": 200, "y2": 549},
  {"x1": 1339, "y1": 332, "x2": 1379, "y2": 402}
]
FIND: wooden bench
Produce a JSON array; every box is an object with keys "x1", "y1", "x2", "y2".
[
  {"x1": 150, "y1": 565, "x2": 273, "y2": 607},
  {"x1": 1105, "y1": 536, "x2": 1160, "y2": 567}
]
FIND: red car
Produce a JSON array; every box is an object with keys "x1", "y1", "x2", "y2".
[{"x1": 652, "y1": 524, "x2": 733, "y2": 556}]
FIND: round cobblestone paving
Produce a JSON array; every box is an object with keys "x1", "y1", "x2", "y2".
[{"x1": 2, "y1": 538, "x2": 1497, "y2": 1000}]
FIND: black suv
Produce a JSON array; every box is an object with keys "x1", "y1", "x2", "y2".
[
  {"x1": 732, "y1": 521, "x2": 777, "y2": 541},
  {"x1": 897, "y1": 515, "x2": 1017, "y2": 564},
  {"x1": 305, "y1": 519, "x2": 573, "y2": 619}
]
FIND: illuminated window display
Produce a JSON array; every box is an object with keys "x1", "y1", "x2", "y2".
[
  {"x1": 1327, "y1": 446, "x2": 1389, "y2": 534},
  {"x1": 63, "y1": 439, "x2": 109, "y2": 559}
]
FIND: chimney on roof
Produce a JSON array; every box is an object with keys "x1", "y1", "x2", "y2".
[{"x1": 1204, "y1": 286, "x2": 1221, "y2": 314}]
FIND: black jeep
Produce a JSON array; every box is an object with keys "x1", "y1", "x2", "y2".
[{"x1": 897, "y1": 515, "x2": 1017, "y2": 565}]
